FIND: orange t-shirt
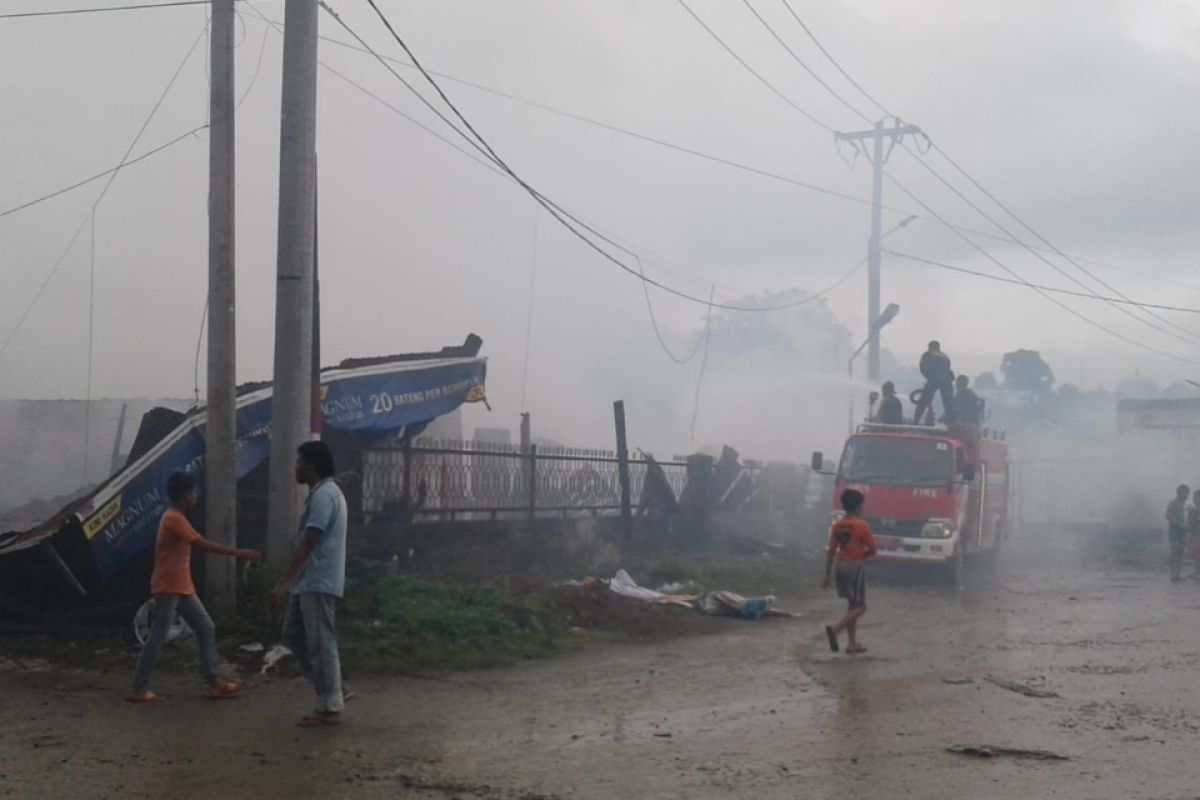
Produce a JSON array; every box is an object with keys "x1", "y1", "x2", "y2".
[
  {"x1": 150, "y1": 508, "x2": 202, "y2": 595},
  {"x1": 828, "y1": 516, "x2": 877, "y2": 562}
]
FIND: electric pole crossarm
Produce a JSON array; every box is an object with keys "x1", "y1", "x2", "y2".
[{"x1": 835, "y1": 124, "x2": 922, "y2": 142}]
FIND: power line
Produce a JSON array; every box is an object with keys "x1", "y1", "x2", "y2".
[
  {"x1": 674, "y1": 0, "x2": 833, "y2": 133},
  {"x1": 0, "y1": 22, "x2": 208, "y2": 360},
  {"x1": 884, "y1": 250, "x2": 1200, "y2": 314},
  {"x1": 0, "y1": 125, "x2": 208, "y2": 219},
  {"x1": 0, "y1": 0, "x2": 237, "y2": 20},
  {"x1": 895, "y1": 138, "x2": 1200, "y2": 346},
  {"x1": 738, "y1": 0, "x2": 871, "y2": 124},
  {"x1": 778, "y1": 0, "x2": 891, "y2": 116},
  {"x1": 319, "y1": 0, "x2": 853, "y2": 314},
  {"x1": 771, "y1": 0, "x2": 1200, "y2": 343},
  {"x1": 636, "y1": 254, "x2": 707, "y2": 365},
  {"x1": 689, "y1": 287, "x2": 716, "y2": 449},
  {"x1": 882, "y1": 173, "x2": 1200, "y2": 364},
  {"x1": 239, "y1": 6, "x2": 1188, "y2": 296},
  {"x1": 927, "y1": 139, "x2": 1200, "y2": 343},
  {"x1": 681, "y1": 0, "x2": 1200, "y2": 358}
]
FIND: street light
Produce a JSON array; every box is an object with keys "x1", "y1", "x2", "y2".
[{"x1": 849, "y1": 303, "x2": 900, "y2": 434}]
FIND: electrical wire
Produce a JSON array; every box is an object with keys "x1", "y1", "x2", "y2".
[
  {"x1": 680, "y1": 0, "x2": 1200, "y2": 359},
  {"x1": 770, "y1": 0, "x2": 1200, "y2": 343},
  {"x1": 193, "y1": 297, "x2": 207, "y2": 405},
  {"x1": 0, "y1": 125, "x2": 209, "y2": 219},
  {"x1": 636, "y1": 254, "x2": 707, "y2": 365},
  {"x1": 883, "y1": 250, "x2": 1200, "y2": 314},
  {"x1": 240, "y1": 4, "x2": 1187, "y2": 295},
  {"x1": 738, "y1": 0, "x2": 872, "y2": 124},
  {"x1": 0, "y1": 21, "x2": 210, "y2": 361},
  {"x1": 778, "y1": 0, "x2": 891, "y2": 116},
  {"x1": 927, "y1": 139, "x2": 1200, "y2": 343},
  {"x1": 319, "y1": 0, "x2": 849, "y2": 314},
  {"x1": 882, "y1": 173, "x2": 1200, "y2": 364},
  {"x1": 0, "y1": 0, "x2": 238, "y2": 20},
  {"x1": 689, "y1": 287, "x2": 716, "y2": 449},
  {"x1": 895, "y1": 141, "x2": 1200, "y2": 345},
  {"x1": 674, "y1": 0, "x2": 833, "y2": 133}
]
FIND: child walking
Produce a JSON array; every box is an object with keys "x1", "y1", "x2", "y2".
[
  {"x1": 821, "y1": 489, "x2": 877, "y2": 654},
  {"x1": 126, "y1": 471, "x2": 262, "y2": 703}
]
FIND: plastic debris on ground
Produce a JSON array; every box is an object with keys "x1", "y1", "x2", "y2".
[
  {"x1": 261, "y1": 644, "x2": 292, "y2": 675},
  {"x1": 589, "y1": 569, "x2": 798, "y2": 619}
]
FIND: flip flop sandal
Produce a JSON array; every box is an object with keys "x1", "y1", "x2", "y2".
[
  {"x1": 847, "y1": 645, "x2": 868, "y2": 655},
  {"x1": 342, "y1": 688, "x2": 357, "y2": 703},
  {"x1": 297, "y1": 713, "x2": 342, "y2": 728},
  {"x1": 824, "y1": 625, "x2": 840, "y2": 653},
  {"x1": 125, "y1": 690, "x2": 164, "y2": 704},
  {"x1": 206, "y1": 681, "x2": 245, "y2": 701}
]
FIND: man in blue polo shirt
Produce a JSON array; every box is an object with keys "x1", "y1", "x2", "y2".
[{"x1": 272, "y1": 440, "x2": 348, "y2": 727}]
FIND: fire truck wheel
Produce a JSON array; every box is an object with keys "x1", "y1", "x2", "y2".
[{"x1": 941, "y1": 545, "x2": 964, "y2": 587}]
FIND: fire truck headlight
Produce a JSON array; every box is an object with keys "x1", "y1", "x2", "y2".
[{"x1": 921, "y1": 519, "x2": 955, "y2": 539}]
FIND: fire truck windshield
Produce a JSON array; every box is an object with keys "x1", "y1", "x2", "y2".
[{"x1": 839, "y1": 436, "x2": 954, "y2": 486}]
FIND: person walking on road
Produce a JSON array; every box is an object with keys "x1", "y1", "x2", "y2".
[
  {"x1": 127, "y1": 471, "x2": 262, "y2": 703},
  {"x1": 272, "y1": 441, "x2": 350, "y2": 727},
  {"x1": 1167, "y1": 484, "x2": 1189, "y2": 582},
  {"x1": 912, "y1": 341, "x2": 955, "y2": 424},
  {"x1": 821, "y1": 489, "x2": 877, "y2": 655}
]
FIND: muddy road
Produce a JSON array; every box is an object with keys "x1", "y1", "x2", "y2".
[{"x1": 3, "y1": 546, "x2": 1199, "y2": 799}]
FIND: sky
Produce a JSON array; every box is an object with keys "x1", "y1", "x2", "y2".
[{"x1": 2, "y1": 0, "x2": 1199, "y2": 458}]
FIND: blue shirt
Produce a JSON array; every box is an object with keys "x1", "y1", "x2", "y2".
[{"x1": 288, "y1": 478, "x2": 348, "y2": 598}]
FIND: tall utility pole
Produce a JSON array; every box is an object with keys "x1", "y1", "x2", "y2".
[
  {"x1": 835, "y1": 119, "x2": 923, "y2": 382},
  {"x1": 266, "y1": 0, "x2": 319, "y2": 573},
  {"x1": 206, "y1": 0, "x2": 237, "y2": 617}
]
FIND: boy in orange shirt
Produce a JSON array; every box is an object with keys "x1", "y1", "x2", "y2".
[
  {"x1": 126, "y1": 471, "x2": 262, "y2": 703},
  {"x1": 821, "y1": 488, "x2": 877, "y2": 654}
]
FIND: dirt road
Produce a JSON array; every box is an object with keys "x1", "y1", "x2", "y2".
[{"x1": 4, "y1": 547, "x2": 1199, "y2": 799}]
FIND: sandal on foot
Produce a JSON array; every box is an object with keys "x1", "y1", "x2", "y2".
[
  {"x1": 297, "y1": 713, "x2": 342, "y2": 728},
  {"x1": 125, "y1": 690, "x2": 164, "y2": 704},
  {"x1": 206, "y1": 680, "x2": 245, "y2": 700},
  {"x1": 342, "y1": 688, "x2": 357, "y2": 703},
  {"x1": 824, "y1": 625, "x2": 839, "y2": 653},
  {"x1": 846, "y1": 645, "x2": 868, "y2": 655}
]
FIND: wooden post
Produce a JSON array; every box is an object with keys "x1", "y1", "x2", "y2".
[{"x1": 614, "y1": 401, "x2": 632, "y2": 536}]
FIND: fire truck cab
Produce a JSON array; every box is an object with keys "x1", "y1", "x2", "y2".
[{"x1": 815, "y1": 422, "x2": 1010, "y2": 584}]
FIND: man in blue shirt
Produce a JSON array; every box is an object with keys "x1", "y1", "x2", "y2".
[{"x1": 272, "y1": 441, "x2": 349, "y2": 727}]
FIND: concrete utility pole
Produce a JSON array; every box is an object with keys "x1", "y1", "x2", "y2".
[
  {"x1": 266, "y1": 0, "x2": 319, "y2": 573},
  {"x1": 206, "y1": 0, "x2": 237, "y2": 617},
  {"x1": 835, "y1": 119, "x2": 923, "y2": 382}
]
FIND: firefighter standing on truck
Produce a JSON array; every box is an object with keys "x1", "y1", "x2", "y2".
[{"x1": 913, "y1": 341, "x2": 955, "y2": 424}]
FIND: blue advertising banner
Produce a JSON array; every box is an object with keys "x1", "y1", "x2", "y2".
[{"x1": 0, "y1": 357, "x2": 485, "y2": 581}]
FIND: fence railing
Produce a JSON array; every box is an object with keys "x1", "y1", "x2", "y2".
[{"x1": 362, "y1": 438, "x2": 689, "y2": 520}]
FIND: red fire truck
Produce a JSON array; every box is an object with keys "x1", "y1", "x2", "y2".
[{"x1": 814, "y1": 422, "x2": 1011, "y2": 584}]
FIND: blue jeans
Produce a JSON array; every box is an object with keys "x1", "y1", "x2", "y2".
[
  {"x1": 132, "y1": 594, "x2": 219, "y2": 689},
  {"x1": 282, "y1": 592, "x2": 344, "y2": 714}
]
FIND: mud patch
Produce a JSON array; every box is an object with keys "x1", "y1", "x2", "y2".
[{"x1": 545, "y1": 586, "x2": 733, "y2": 641}]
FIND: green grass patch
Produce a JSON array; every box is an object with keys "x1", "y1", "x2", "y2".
[{"x1": 336, "y1": 560, "x2": 575, "y2": 674}]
